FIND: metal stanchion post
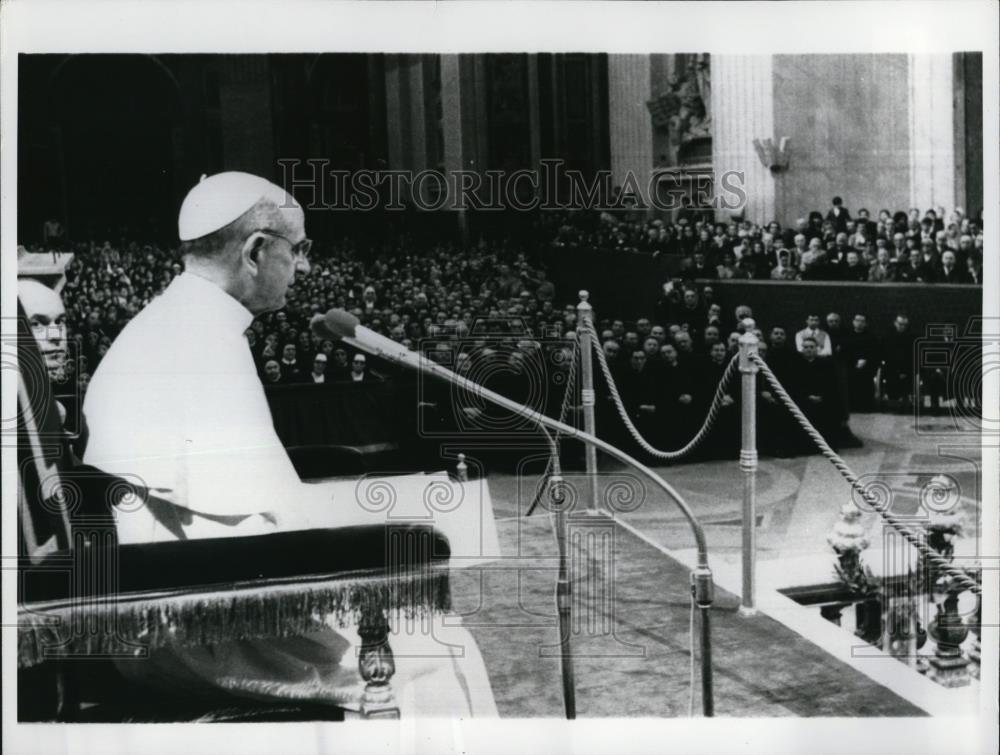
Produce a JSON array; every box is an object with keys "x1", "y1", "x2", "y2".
[
  {"x1": 577, "y1": 291, "x2": 600, "y2": 515},
  {"x1": 550, "y1": 477, "x2": 576, "y2": 719},
  {"x1": 738, "y1": 318, "x2": 759, "y2": 616}
]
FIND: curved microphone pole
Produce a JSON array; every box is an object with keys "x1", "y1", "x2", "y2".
[{"x1": 313, "y1": 310, "x2": 716, "y2": 718}]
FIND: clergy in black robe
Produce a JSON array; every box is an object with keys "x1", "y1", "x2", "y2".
[
  {"x1": 791, "y1": 337, "x2": 839, "y2": 447},
  {"x1": 660, "y1": 343, "x2": 698, "y2": 450},
  {"x1": 881, "y1": 315, "x2": 916, "y2": 403},
  {"x1": 697, "y1": 342, "x2": 738, "y2": 459},
  {"x1": 841, "y1": 314, "x2": 880, "y2": 411},
  {"x1": 619, "y1": 350, "x2": 664, "y2": 457}
]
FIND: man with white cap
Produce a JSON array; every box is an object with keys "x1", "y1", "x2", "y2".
[{"x1": 82, "y1": 172, "x2": 497, "y2": 718}]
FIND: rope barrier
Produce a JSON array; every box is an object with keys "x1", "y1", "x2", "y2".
[
  {"x1": 553, "y1": 336, "x2": 580, "y2": 453},
  {"x1": 751, "y1": 352, "x2": 980, "y2": 595},
  {"x1": 584, "y1": 319, "x2": 741, "y2": 462},
  {"x1": 573, "y1": 317, "x2": 977, "y2": 595}
]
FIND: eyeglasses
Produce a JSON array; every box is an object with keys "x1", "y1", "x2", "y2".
[{"x1": 255, "y1": 229, "x2": 313, "y2": 259}]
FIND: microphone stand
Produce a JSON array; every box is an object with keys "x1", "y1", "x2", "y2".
[{"x1": 334, "y1": 332, "x2": 716, "y2": 718}]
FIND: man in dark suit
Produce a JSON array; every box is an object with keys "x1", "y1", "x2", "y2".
[
  {"x1": 919, "y1": 239, "x2": 941, "y2": 275},
  {"x1": 262, "y1": 359, "x2": 284, "y2": 385},
  {"x1": 668, "y1": 288, "x2": 707, "y2": 342},
  {"x1": 896, "y1": 253, "x2": 930, "y2": 283},
  {"x1": 934, "y1": 250, "x2": 972, "y2": 284},
  {"x1": 620, "y1": 350, "x2": 663, "y2": 454},
  {"x1": 826, "y1": 196, "x2": 851, "y2": 234},
  {"x1": 689, "y1": 251, "x2": 717, "y2": 279},
  {"x1": 855, "y1": 208, "x2": 878, "y2": 241},
  {"x1": 765, "y1": 326, "x2": 795, "y2": 382},
  {"x1": 660, "y1": 342, "x2": 697, "y2": 447},
  {"x1": 840, "y1": 250, "x2": 870, "y2": 281},
  {"x1": 881, "y1": 314, "x2": 915, "y2": 403},
  {"x1": 698, "y1": 341, "x2": 738, "y2": 458}
]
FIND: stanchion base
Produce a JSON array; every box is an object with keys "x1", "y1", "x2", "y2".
[{"x1": 737, "y1": 605, "x2": 759, "y2": 617}]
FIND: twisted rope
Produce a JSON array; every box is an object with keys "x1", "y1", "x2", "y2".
[
  {"x1": 584, "y1": 319, "x2": 740, "y2": 461},
  {"x1": 752, "y1": 353, "x2": 980, "y2": 594},
  {"x1": 553, "y1": 336, "x2": 580, "y2": 449}
]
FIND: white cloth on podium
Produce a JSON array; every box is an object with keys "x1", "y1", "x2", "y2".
[{"x1": 82, "y1": 272, "x2": 499, "y2": 717}]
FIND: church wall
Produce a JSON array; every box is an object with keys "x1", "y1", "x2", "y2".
[
  {"x1": 607, "y1": 55, "x2": 653, "y2": 204},
  {"x1": 772, "y1": 54, "x2": 911, "y2": 223}
]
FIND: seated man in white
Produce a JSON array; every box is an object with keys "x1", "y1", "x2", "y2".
[{"x1": 82, "y1": 172, "x2": 497, "y2": 717}]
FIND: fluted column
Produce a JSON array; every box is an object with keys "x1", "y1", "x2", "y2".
[
  {"x1": 218, "y1": 57, "x2": 275, "y2": 178},
  {"x1": 384, "y1": 55, "x2": 404, "y2": 170},
  {"x1": 607, "y1": 55, "x2": 653, "y2": 206},
  {"x1": 908, "y1": 54, "x2": 956, "y2": 213},
  {"x1": 711, "y1": 55, "x2": 775, "y2": 225},
  {"x1": 441, "y1": 55, "x2": 464, "y2": 174},
  {"x1": 407, "y1": 57, "x2": 428, "y2": 174}
]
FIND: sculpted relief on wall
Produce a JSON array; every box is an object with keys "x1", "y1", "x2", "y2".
[{"x1": 646, "y1": 53, "x2": 712, "y2": 168}]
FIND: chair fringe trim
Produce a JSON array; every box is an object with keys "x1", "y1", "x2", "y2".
[{"x1": 18, "y1": 568, "x2": 451, "y2": 668}]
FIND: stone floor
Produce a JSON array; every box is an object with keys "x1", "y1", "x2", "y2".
[
  {"x1": 452, "y1": 515, "x2": 924, "y2": 718},
  {"x1": 485, "y1": 412, "x2": 984, "y2": 570},
  {"x1": 453, "y1": 411, "x2": 981, "y2": 717}
]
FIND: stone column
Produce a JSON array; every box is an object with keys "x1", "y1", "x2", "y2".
[
  {"x1": 711, "y1": 55, "x2": 776, "y2": 225},
  {"x1": 441, "y1": 55, "x2": 465, "y2": 174},
  {"x1": 218, "y1": 56, "x2": 275, "y2": 179},
  {"x1": 607, "y1": 55, "x2": 653, "y2": 207},
  {"x1": 441, "y1": 55, "x2": 490, "y2": 237},
  {"x1": 527, "y1": 54, "x2": 542, "y2": 172},
  {"x1": 384, "y1": 55, "x2": 404, "y2": 171},
  {"x1": 384, "y1": 55, "x2": 432, "y2": 204},
  {"x1": 407, "y1": 56, "x2": 428, "y2": 174},
  {"x1": 907, "y1": 54, "x2": 956, "y2": 213}
]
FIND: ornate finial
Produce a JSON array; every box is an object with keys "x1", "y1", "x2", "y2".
[
  {"x1": 455, "y1": 453, "x2": 468, "y2": 482},
  {"x1": 742, "y1": 317, "x2": 756, "y2": 332},
  {"x1": 579, "y1": 290, "x2": 590, "y2": 303},
  {"x1": 828, "y1": 502, "x2": 869, "y2": 555}
]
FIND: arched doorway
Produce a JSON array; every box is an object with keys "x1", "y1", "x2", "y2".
[{"x1": 48, "y1": 55, "x2": 182, "y2": 242}]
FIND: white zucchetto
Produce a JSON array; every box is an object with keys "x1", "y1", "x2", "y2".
[{"x1": 177, "y1": 172, "x2": 298, "y2": 241}]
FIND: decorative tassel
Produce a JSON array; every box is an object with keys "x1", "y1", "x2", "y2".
[{"x1": 18, "y1": 567, "x2": 450, "y2": 668}]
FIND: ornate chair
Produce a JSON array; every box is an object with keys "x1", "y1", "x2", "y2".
[{"x1": 15, "y1": 303, "x2": 452, "y2": 722}]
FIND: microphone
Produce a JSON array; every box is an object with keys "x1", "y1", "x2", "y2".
[{"x1": 311, "y1": 309, "x2": 424, "y2": 371}]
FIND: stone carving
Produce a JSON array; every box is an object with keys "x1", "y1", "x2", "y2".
[{"x1": 646, "y1": 54, "x2": 712, "y2": 165}]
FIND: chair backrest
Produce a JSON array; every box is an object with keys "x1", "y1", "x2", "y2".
[{"x1": 16, "y1": 299, "x2": 71, "y2": 562}]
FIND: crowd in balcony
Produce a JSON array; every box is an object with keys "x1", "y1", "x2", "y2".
[{"x1": 548, "y1": 199, "x2": 983, "y2": 284}]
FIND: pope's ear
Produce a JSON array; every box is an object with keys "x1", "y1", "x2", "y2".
[{"x1": 241, "y1": 234, "x2": 265, "y2": 270}]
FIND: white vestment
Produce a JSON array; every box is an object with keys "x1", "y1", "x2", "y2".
[{"x1": 83, "y1": 272, "x2": 497, "y2": 717}]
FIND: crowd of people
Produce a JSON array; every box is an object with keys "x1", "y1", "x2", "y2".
[
  {"x1": 28, "y1": 233, "x2": 562, "y2": 397},
  {"x1": 549, "y1": 199, "x2": 984, "y2": 284},
  {"x1": 23, "y1": 197, "x2": 979, "y2": 464}
]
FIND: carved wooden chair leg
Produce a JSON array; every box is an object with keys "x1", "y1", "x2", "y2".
[{"x1": 356, "y1": 606, "x2": 399, "y2": 719}]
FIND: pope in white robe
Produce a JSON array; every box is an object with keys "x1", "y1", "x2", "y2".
[{"x1": 82, "y1": 172, "x2": 497, "y2": 718}]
